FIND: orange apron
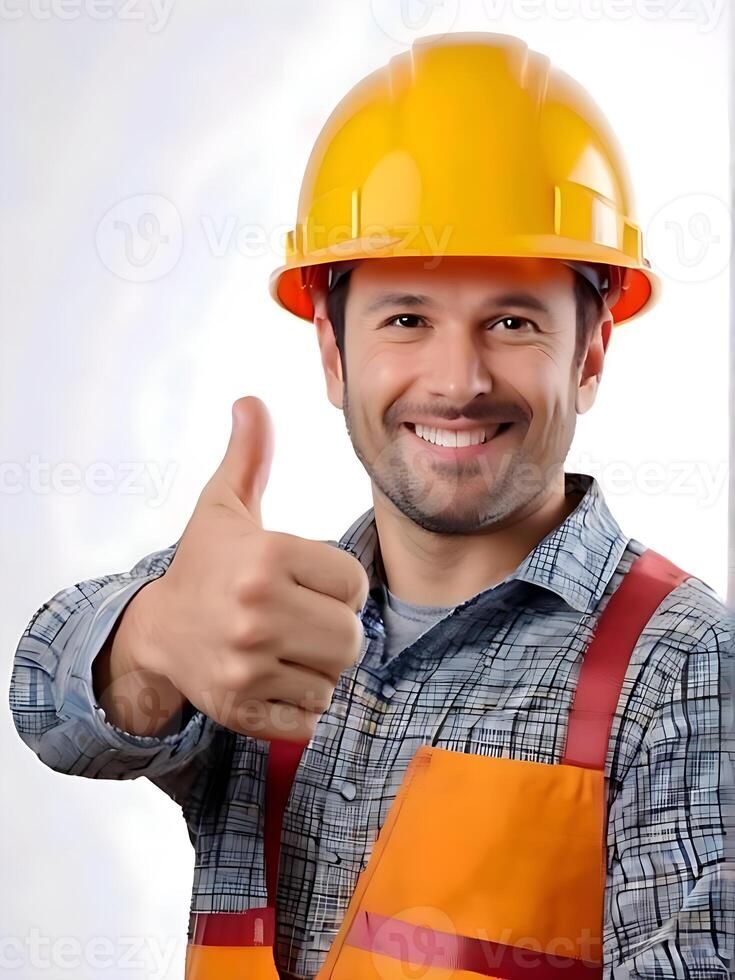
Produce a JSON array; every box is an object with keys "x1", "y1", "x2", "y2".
[{"x1": 184, "y1": 548, "x2": 688, "y2": 979}]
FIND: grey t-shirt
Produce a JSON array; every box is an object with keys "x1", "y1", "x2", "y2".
[{"x1": 377, "y1": 581, "x2": 455, "y2": 665}]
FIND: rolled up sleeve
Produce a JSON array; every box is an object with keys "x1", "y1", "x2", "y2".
[{"x1": 9, "y1": 542, "x2": 219, "y2": 797}]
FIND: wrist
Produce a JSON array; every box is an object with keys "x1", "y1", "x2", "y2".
[
  {"x1": 95, "y1": 580, "x2": 190, "y2": 737},
  {"x1": 115, "y1": 578, "x2": 167, "y2": 678}
]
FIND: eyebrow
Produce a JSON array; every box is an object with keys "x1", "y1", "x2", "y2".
[{"x1": 362, "y1": 291, "x2": 552, "y2": 316}]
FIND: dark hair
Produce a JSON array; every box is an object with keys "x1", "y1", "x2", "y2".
[{"x1": 326, "y1": 267, "x2": 604, "y2": 381}]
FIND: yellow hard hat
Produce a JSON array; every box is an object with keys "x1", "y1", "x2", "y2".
[{"x1": 269, "y1": 32, "x2": 660, "y2": 326}]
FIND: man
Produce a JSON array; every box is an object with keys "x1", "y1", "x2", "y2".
[{"x1": 10, "y1": 32, "x2": 734, "y2": 980}]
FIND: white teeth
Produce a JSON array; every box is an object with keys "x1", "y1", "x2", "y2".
[{"x1": 413, "y1": 423, "x2": 499, "y2": 447}]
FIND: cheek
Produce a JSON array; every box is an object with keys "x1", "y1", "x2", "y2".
[
  {"x1": 504, "y1": 354, "x2": 573, "y2": 433},
  {"x1": 354, "y1": 347, "x2": 413, "y2": 406},
  {"x1": 358, "y1": 341, "x2": 415, "y2": 373}
]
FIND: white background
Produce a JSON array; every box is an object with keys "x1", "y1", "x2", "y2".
[{"x1": 1, "y1": 1, "x2": 730, "y2": 977}]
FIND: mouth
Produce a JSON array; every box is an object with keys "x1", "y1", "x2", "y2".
[{"x1": 401, "y1": 421, "x2": 514, "y2": 459}]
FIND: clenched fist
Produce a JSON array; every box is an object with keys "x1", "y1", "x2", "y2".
[{"x1": 118, "y1": 396, "x2": 369, "y2": 743}]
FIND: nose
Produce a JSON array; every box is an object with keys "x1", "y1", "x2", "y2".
[{"x1": 423, "y1": 326, "x2": 494, "y2": 403}]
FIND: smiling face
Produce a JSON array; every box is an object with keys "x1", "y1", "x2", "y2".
[{"x1": 315, "y1": 255, "x2": 610, "y2": 534}]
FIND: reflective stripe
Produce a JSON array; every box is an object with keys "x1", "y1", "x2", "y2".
[{"x1": 346, "y1": 909, "x2": 602, "y2": 978}]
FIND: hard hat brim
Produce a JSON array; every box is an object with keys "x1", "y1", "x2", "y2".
[{"x1": 269, "y1": 247, "x2": 662, "y2": 327}]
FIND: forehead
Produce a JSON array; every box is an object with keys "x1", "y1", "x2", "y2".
[{"x1": 349, "y1": 255, "x2": 575, "y2": 294}]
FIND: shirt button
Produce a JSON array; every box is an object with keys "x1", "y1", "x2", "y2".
[
  {"x1": 340, "y1": 782, "x2": 357, "y2": 802},
  {"x1": 381, "y1": 682, "x2": 396, "y2": 699}
]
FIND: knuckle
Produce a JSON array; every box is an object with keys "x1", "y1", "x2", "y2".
[
  {"x1": 311, "y1": 680, "x2": 336, "y2": 714},
  {"x1": 298, "y1": 683, "x2": 326, "y2": 714},
  {"x1": 351, "y1": 616, "x2": 366, "y2": 654},
  {"x1": 297, "y1": 714, "x2": 319, "y2": 743},
  {"x1": 222, "y1": 656, "x2": 254, "y2": 693},
  {"x1": 334, "y1": 608, "x2": 365, "y2": 666},
  {"x1": 313, "y1": 691, "x2": 334, "y2": 714},
  {"x1": 232, "y1": 612, "x2": 269, "y2": 651},
  {"x1": 235, "y1": 572, "x2": 276, "y2": 607},
  {"x1": 254, "y1": 530, "x2": 288, "y2": 567},
  {"x1": 346, "y1": 562, "x2": 369, "y2": 612}
]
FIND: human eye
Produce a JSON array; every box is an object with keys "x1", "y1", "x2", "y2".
[
  {"x1": 488, "y1": 315, "x2": 537, "y2": 332},
  {"x1": 383, "y1": 313, "x2": 428, "y2": 329}
]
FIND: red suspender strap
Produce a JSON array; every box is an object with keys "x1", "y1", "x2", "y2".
[
  {"x1": 186, "y1": 738, "x2": 306, "y2": 957},
  {"x1": 264, "y1": 738, "x2": 308, "y2": 909},
  {"x1": 562, "y1": 548, "x2": 689, "y2": 770},
  {"x1": 188, "y1": 906, "x2": 275, "y2": 946}
]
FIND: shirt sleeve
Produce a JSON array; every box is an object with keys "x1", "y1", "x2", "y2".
[
  {"x1": 603, "y1": 618, "x2": 735, "y2": 979},
  {"x1": 8, "y1": 540, "x2": 226, "y2": 812}
]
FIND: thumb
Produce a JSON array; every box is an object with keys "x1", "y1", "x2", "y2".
[{"x1": 208, "y1": 396, "x2": 275, "y2": 526}]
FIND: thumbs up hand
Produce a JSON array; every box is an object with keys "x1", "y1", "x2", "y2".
[{"x1": 132, "y1": 396, "x2": 370, "y2": 743}]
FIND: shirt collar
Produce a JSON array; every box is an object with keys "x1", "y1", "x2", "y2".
[{"x1": 333, "y1": 472, "x2": 629, "y2": 615}]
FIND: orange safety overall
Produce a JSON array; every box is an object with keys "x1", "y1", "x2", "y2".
[{"x1": 184, "y1": 548, "x2": 689, "y2": 979}]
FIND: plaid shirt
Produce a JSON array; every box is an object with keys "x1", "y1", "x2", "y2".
[{"x1": 10, "y1": 472, "x2": 735, "y2": 979}]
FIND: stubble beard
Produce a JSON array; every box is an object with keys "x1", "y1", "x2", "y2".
[{"x1": 342, "y1": 385, "x2": 551, "y2": 535}]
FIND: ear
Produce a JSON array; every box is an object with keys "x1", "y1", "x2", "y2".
[
  {"x1": 314, "y1": 305, "x2": 345, "y2": 412},
  {"x1": 575, "y1": 316, "x2": 613, "y2": 414}
]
